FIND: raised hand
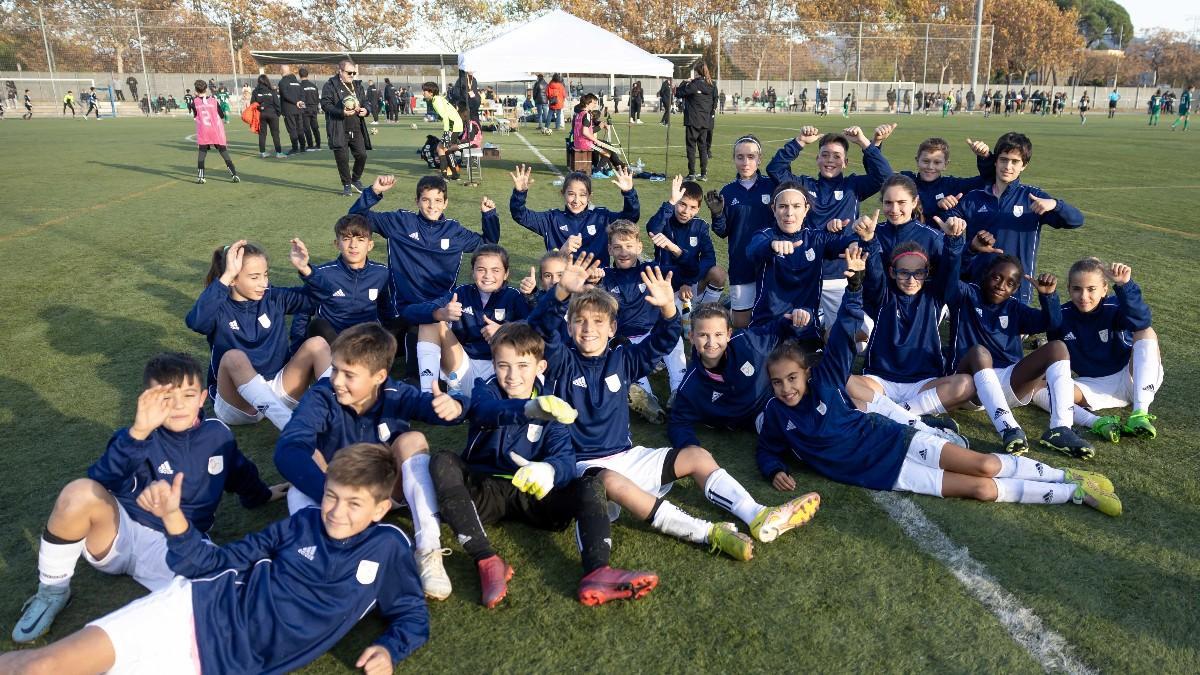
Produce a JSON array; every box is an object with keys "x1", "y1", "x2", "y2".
[
  {"x1": 585, "y1": 265, "x2": 606, "y2": 285},
  {"x1": 509, "y1": 452, "x2": 555, "y2": 500},
  {"x1": 434, "y1": 292, "x2": 462, "y2": 322},
  {"x1": 784, "y1": 308, "x2": 812, "y2": 328},
  {"x1": 842, "y1": 126, "x2": 870, "y2": 148},
  {"x1": 564, "y1": 233, "x2": 583, "y2": 255},
  {"x1": 852, "y1": 209, "x2": 879, "y2": 241},
  {"x1": 872, "y1": 122, "x2": 897, "y2": 145},
  {"x1": 937, "y1": 192, "x2": 963, "y2": 211},
  {"x1": 771, "y1": 239, "x2": 798, "y2": 256},
  {"x1": 797, "y1": 125, "x2": 820, "y2": 145},
  {"x1": 970, "y1": 230, "x2": 1004, "y2": 254},
  {"x1": 559, "y1": 252, "x2": 600, "y2": 295},
  {"x1": 678, "y1": 284, "x2": 694, "y2": 303},
  {"x1": 1028, "y1": 273, "x2": 1057, "y2": 295},
  {"x1": 1106, "y1": 262, "x2": 1132, "y2": 286},
  {"x1": 220, "y1": 239, "x2": 247, "y2": 284},
  {"x1": 612, "y1": 164, "x2": 634, "y2": 191},
  {"x1": 136, "y1": 472, "x2": 184, "y2": 520},
  {"x1": 480, "y1": 196, "x2": 496, "y2": 212},
  {"x1": 480, "y1": 315, "x2": 501, "y2": 342},
  {"x1": 430, "y1": 380, "x2": 463, "y2": 421},
  {"x1": 640, "y1": 266, "x2": 676, "y2": 308},
  {"x1": 130, "y1": 384, "x2": 174, "y2": 440},
  {"x1": 509, "y1": 164, "x2": 533, "y2": 191},
  {"x1": 825, "y1": 218, "x2": 850, "y2": 233},
  {"x1": 1027, "y1": 193, "x2": 1057, "y2": 215},
  {"x1": 289, "y1": 237, "x2": 311, "y2": 275},
  {"x1": 355, "y1": 645, "x2": 394, "y2": 675},
  {"x1": 650, "y1": 232, "x2": 682, "y2": 257},
  {"x1": 932, "y1": 215, "x2": 966, "y2": 237},
  {"x1": 669, "y1": 174, "x2": 685, "y2": 203},
  {"x1": 518, "y1": 265, "x2": 537, "y2": 295},
  {"x1": 966, "y1": 137, "x2": 990, "y2": 157},
  {"x1": 704, "y1": 189, "x2": 724, "y2": 216},
  {"x1": 371, "y1": 174, "x2": 396, "y2": 195},
  {"x1": 843, "y1": 243, "x2": 868, "y2": 276}
]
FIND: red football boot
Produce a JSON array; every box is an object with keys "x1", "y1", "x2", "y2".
[
  {"x1": 577, "y1": 566, "x2": 659, "y2": 606},
  {"x1": 477, "y1": 555, "x2": 514, "y2": 609}
]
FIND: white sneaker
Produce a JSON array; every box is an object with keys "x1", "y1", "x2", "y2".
[{"x1": 417, "y1": 548, "x2": 452, "y2": 600}]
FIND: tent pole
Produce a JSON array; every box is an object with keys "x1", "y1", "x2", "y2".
[
  {"x1": 626, "y1": 75, "x2": 633, "y2": 169},
  {"x1": 664, "y1": 115, "x2": 670, "y2": 177}
]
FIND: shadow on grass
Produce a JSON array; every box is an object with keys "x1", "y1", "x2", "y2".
[{"x1": 38, "y1": 304, "x2": 172, "y2": 399}]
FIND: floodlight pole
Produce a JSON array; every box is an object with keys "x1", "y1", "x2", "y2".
[
  {"x1": 135, "y1": 9, "x2": 154, "y2": 113},
  {"x1": 38, "y1": 8, "x2": 58, "y2": 103},
  {"x1": 970, "y1": 0, "x2": 984, "y2": 99},
  {"x1": 227, "y1": 20, "x2": 240, "y2": 110}
]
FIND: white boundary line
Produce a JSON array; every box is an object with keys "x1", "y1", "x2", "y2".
[
  {"x1": 514, "y1": 131, "x2": 563, "y2": 179},
  {"x1": 872, "y1": 492, "x2": 1095, "y2": 675}
]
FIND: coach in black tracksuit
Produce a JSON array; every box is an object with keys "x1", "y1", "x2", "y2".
[
  {"x1": 252, "y1": 74, "x2": 283, "y2": 156},
  {"x1": 321, "y1": 59, "x2": 371, "y2": 195},
  {"x1": 299, "y1": 67, "x2": 321, "y2": 150},
  {"x1": 278, "y1": 65, "x2": 306, "y2": 154},
  {"x1": 383, "y1": 79, "x2": 396, "y2": 122},
  {"x1": 677, "y1": 63, "x2": 715, "y2": 180}
]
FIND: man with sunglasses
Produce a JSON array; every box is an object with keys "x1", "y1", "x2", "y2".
[{"x1": 321, "y1": 59, "x2": 372, "y2": 196}]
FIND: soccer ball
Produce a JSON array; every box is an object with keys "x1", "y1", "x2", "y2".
[
  {"x1": 370, "y1": 127, "x2": 378, "y2": 135},
  {"x1": 410, "y1": 123, "x2": 418, "y2": 129},
  {"x1": 341, "y1": 93, "x2": 359, "y2": 112}
]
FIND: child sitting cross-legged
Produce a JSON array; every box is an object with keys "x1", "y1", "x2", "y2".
[
  {"x1": 2, "y1": 443, "x2": 430, "y2": 674},
  {"x1": 429, "y1": 322, "x2": 659, "y2": 608},
  {"x1": 11, "y1": 353, "x2": 285, "y2": 644},
  {"x1": 528, "y1": 252, "x2": 820, "y2": 563}
]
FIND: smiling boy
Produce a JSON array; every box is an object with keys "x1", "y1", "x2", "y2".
[{"x1": 291, "y1": 213, "x2": 390, "y2": 344}]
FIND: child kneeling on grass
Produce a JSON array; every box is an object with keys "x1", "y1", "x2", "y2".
[
  {"x1": 528, "y1": 253, "x2": 820, "y2": 563},
  {"x1": 2, "y1": 443, "x2": 429, "y2": 675},
  {"x1": 430, "y1": 322, "x2": 658, "y2": 608},
  {"x1": 12, "y1": 353, "x2": 285, "y2": 644},
  {"x1": 757, "y1": 245, "x2": 1120, "y2": 517}
]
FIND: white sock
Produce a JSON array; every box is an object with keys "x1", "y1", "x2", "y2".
[
  {"x1": 901, "y1": 388, "x2": 946, "y2": 415},
  {"x1": 866, "y1": 392, "x2": 941, "y2": 436},
  {"x1": 992, "y1": 454, "x2": 1065, "y2": 482},
  {"x1": 1045, "y1": 360, "x2": 1075, "y2": 429},
  {"x1": 236, "y1": 375, "x2": 292, "y2": 430},
  {"x1": 974, "y1": 370, "x2": 1020, "y2": 433},
  {"x1": 697, "y1": 283, "x2": 723, "y2": 305},
  {"x1": 1131, "y1": 339, "x2": 1160, "y2": 412},
  {"x1": 665, "y1": 337, "x2": 688, "y2": 392},
  {"x1": 702, "y1": 468, "x2": 764, "y2": 525},
  {"x1": 416, "y1": 341, "x2": 441, "y2": 393},
  {"x1": 401, "y1": 454, "x2": 441, "y2": 552},
  {"x1": 1033, "y1": 388, "x2": 1098, "y2": 427},
  {"x1": 649, "y1": 500, "x2": 711, "y2": 544},
  {"x1": 992, "y1": 478, "x2": 1073, "y2": 504},
  {"x1": 37, "y1": 536, "x2": 85, "y2": 587}
]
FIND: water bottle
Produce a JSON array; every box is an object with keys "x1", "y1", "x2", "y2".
[{"x1": 636, "y1": 157, "x2": 645, "y2": 172}]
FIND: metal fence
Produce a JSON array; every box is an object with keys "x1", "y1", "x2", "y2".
[{"x1": 0, "y1": 9, "x2": 238, "y2": 111}]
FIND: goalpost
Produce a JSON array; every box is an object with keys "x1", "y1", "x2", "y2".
[
  {"x1": 823, "y1": 80, "x2": 917, "y2": 114},
  {"x1": 7, "y1": 77, "x2": 118, "y2": 117}
]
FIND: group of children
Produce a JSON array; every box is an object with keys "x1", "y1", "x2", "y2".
[{"x1": 4, "y1": 122, "x2": 1164, "y2": 674}]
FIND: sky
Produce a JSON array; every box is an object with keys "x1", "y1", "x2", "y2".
[{"x1": 1121, "y1": 0, "x2": 1200, "y2": 37}]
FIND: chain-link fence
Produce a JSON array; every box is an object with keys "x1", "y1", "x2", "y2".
[
  {"x1": 716, "y1": 21, "x2": 994, "y2": 110},
  {"x1": 0, "y1": 8, "x2": 239, "y2": 113}
]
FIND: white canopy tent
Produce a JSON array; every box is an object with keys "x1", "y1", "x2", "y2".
[{"x1": 457, "y1": 10, "x2": 674, "y2": 79}]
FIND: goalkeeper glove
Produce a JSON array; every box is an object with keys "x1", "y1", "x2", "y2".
[
  {"x1": 509, "y1": 452, "x2": 555, "y2": 500},
  {"x1": 524, "y1": 395, "x2": 578, "y2": 424}
]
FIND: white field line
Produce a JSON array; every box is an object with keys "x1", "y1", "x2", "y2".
[
  {"x1": 872, "y1": 491, "x2": 1095, "y2": 675},
  {"x1": 514, "y1": 130, "x2": 563, "y2": 179}
]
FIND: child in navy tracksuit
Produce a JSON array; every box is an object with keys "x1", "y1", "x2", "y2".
[
  {"x1": 349, "y1": 173, "x2": 501, "y2": 392},
  {"x1": 945, "y1": 132, "x2": 1084, "y2": 305},
  {"x1": 429, "y1": 322, "x2": 659, "y2": 608},
  {"x1": 186, "y1": 240, "x2": 331, "y2": 430},
  {"x1": 873, "y1": 174, "x2": 950, "y2": 263},
  {"x1": 647, "y1": 176, "x2": 727, "y2": 310},
  {"x1": 766, "y1": 123, "x2": 895, "y2": 324},
  {"x1": 747, "y1": 180, "x2": 860, "y2": 340},
  {"x1": 711, "y1": 134, "x2": 777, "y2": 327},
  {"x1": 668, "y1": 305, "x2": 806, "y2": 452},
  {"x1": 11, "y1": 353, "x2": 281, "y2": 644},
  {"x1": 403, "y1": 244, "x2": 531, "y2": 397},
  {"x1": 898, "y1": 136, "x2": 994, "y2": 220},
  {"x1": 273, "y1": 324, "x2": 467, "y2": 600},
  {"x1": 2, "y1": 444, "x2": 430, "y2": 675},
  {"x1": 293, "y1": 213, "x2": 389, "y2": 344},
  {"x1": 527, "y1": 253, "x2": 818, "y2": 563},
  {"x1": 1042, "y1": 259, "x2": 1163, "y2": 441},
  {"x1": 509, "y1": 164, "x2": 640, "y2": 266},
  {"x1": 756, "y1": 248, "x2": 1120, "y2": 517},
  {"x1": 949, "y1": 255, "x2": 1094, "y2": 459},
  {"x1": 601, "y1": 220, "x2": 688, "y2": 421}
]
